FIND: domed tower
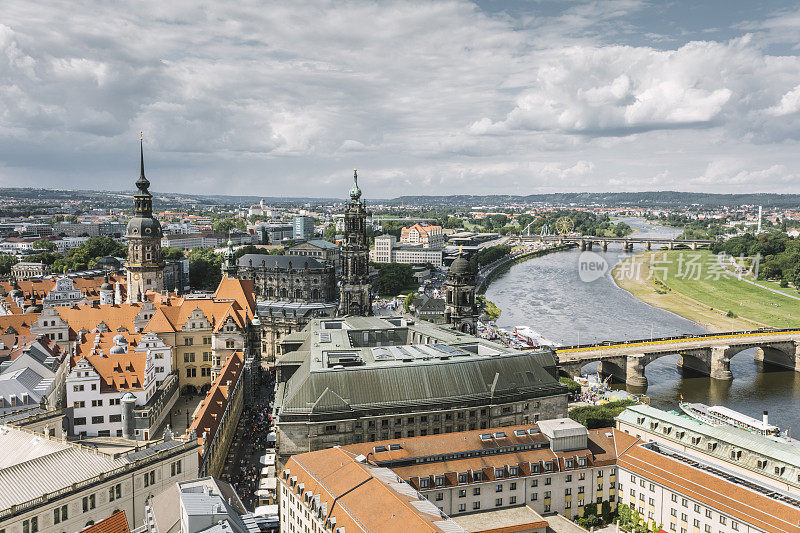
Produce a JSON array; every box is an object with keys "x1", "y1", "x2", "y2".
[
  {"x1": 222, "y1": 238, "x2": 238, "y2": 279},
  {"x1": 126, "y1": 136, "x2": 164, "y2": 302},
  {"x1": 99, "y1": 275, "x2": 113, "y2": 305},
  {"x1": 444, "y1": 250, "x2": 477, "y2": 334},
  {"x1": 339, "y1": 169, "x2": 372, "y2": 316}
]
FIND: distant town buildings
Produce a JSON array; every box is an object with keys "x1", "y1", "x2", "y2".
[
  {"x1": 401, "y1": 222, "x2": 444, "y2": 248},
  {"x1": 291, "y1": 215, "x2": 314, "y2": 241},
  {"x1": 371, "y1": 234, "x2": 445, "y2": 267}
]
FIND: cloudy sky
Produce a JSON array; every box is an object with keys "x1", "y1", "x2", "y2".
[{"x1": 2, "y1": 1, "x2": 800, "y2": 198}]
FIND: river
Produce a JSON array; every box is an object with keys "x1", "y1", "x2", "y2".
[{"x1": 484, "y1": 217, "x2": 800, "y2": 432}]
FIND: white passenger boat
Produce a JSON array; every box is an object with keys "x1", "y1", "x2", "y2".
[{"x1": 679, "y1": 401, "x2": 782, "y2": 438}]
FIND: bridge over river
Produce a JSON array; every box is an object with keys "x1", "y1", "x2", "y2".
[
  {"x1": 520, "y1": 235, "x2": 714, "y2": 252},
  {"x1": 553, "y1": 329, "x2": 800, "y2": 388}
]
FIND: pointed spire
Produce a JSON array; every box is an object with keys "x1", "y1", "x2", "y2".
[{"x1": 136, "y1": 132, "x2": 150, "y2": 194}]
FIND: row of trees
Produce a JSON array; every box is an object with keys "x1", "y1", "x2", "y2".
[
  {"x1": 22, "y1": 237, "x2": 127, "y2": 273},
  {"x1": 515, "y1": 210, "x2": 633, "y2": 237},
  {"x1": 711, "y1": 232, "x2": 800, "y2": 288},
  {"x1": 469, "y1": 245, "x2": 512, "y2": 272}
]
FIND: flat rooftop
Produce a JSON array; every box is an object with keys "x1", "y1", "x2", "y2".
[{"x1": 451, "y1": 505, "x2": 548, "y2": 532}]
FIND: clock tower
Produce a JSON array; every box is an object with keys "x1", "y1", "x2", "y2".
[{"x1": 126, "y1": 138, "x2": 164, "y2": 302}]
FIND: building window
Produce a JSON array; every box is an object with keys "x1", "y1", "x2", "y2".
[
  {"x1": 496, "y1": 484, "x2": 503, "y2": 492},
  {"x1": 74, "y1": 417, "x2": 86, "y2": 426},
  {"x1": 186, "y1": 368, "x2": 196, "y2": 378},
  {"x1": 458, "y1": 489, "x2": 466, "y2": 498},
  {"x1": 82, "y1": 494, "x2": 96, "y2": 512},
  {"x1": 201, "y1": 367, "x2": 211, "y2": 377},
  {"x1": 473, "y1": 502, "x2": 481, "y2": 510},
  {"x1": 458, "y1": 504, "x2": 466, "y2": 513},
  {"x1": 171, "y1": 460, "x2": 182, "y2": 476},
  {"x1": 473, "y1": 487, "x2": 481, "y2": 496},
  {"x1": 91, "y1": 416, "x2": 104, "y2": 424},
  {"x1": 495, "y1": 498, "x2": 502, "y2": 507},
  {"x1": 53, "y1": 505, "x2": 67, "y2": 524},
  {"x1": 109, "y1": 414, "x2": 121, "y2": 423},
  {"x1": 144, "y1": 470, "x2": 155, "y2": 487},
  {"x1": 226, "y1": 340, "x2": 235, "y2": 348},
  {"x1": 91, "y1": 399, "x2": 102, "y2": 407},
  {"x1": 22, "y1": 517, "x2": 38, "y2": 533},
  {"x1": 109, "y1": 484, "x2": 122, "y2": 501}
]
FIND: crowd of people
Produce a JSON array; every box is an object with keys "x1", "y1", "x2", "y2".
[{"x1": 222, "y1": 368, "x2": 276, "y2": 509}]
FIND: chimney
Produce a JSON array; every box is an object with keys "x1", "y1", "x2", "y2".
[{"x1": 763, "y1": 410, "x2": 769, "y2": 427}]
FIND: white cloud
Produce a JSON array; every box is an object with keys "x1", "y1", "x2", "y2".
[{"x1": 0, "y1": 1, "x2": 799, "y2": 196}]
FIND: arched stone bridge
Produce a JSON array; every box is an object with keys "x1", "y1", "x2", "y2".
[
  {"x1": 554, "y1": 329, "x2": 800, "y2": 388},
  {"x1": 520, "y1": 235, "x2": 714, "y2": 252}
]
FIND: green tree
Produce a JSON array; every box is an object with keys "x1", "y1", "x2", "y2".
[
  {"x1": 404, "y1": 292, "x2": 416, "y2": 312},
  {"x1": 32, "y1": 239, "x2": 56, "y2": 252},
  {"x1": 322, "y1": 225, "x2": 337, "y2": 242},
  {"x1": 0, "y1": 254, "x2": 17, "y2": 275},
  {"x1": 373, "y1": 263, "x2": 415, "y2": 296},
  {"x1": 187, "y1": 248, "x2": 222, "y2": 290},
  {"x1": 162, "y1": 247, "x2": 186, "y2": 260}
]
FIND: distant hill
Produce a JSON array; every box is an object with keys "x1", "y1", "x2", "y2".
[
  {"x1": 1, "y1": 188, "x2": 799, "y2": 209},
  {"x1": 387, "y1": 192, "x2": 800, "y2": 208}
]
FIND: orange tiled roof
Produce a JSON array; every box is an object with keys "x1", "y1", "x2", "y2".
[
  {"x1": 72, "y1": 332, "x2": 147, "y2": 392},
  {"x1": 82, "y1": 510, "x2": 130, "y2": 533},
  {"x1": 55, "y1": 303, "x2": 145, "y2": 337},
  {"x1": 614, "y1": 429, "x2": 800, "y2": 533},
  {"x1": 214, "y1": 276, "x2": 256, "y2": 319},
  {"x1": 0, "y1": 314, "x2": 38, "y2": 336},
  {"x1": 283, "y1": 447, "x2": 449, "y2": 533},
  {"x1": 188, "y1": 350, "x2": 244, "y2": 454}
]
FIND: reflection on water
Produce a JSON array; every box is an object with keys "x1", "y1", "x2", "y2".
[{"x1": 484, "y1": 218, "x2": 800, "y2": 432}]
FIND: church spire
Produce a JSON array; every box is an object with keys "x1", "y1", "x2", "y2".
[
  {"x1": 349, "y1": 168, "x2": 362, "y2": 201},
  {"x1": 136, "y1": 132, "x2": 151, "y2": 194}
]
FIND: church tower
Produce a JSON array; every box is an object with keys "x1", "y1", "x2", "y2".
[
  {"x1": 443, "y1": 250, "x2": 477, "y2": 334},
  {"x1": 339, "y1": 169, "x2": 372, "y2": 316},
  {"x1": 126, "y1": 137, "x2": 164, "y2": 302}
]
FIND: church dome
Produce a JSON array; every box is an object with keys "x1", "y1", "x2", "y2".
[
  {"x1": 449, "y1": 255, "x2": 470, "y2": 275},
  {"x1": 126, "y1": 216, "x2": 162, "y2": 237}
]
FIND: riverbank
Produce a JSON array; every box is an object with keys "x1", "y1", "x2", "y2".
[{"x1": 612, "y1": 250, "x2": 800, "y2": 331}]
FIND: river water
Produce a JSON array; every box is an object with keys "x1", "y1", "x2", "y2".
[{"x1": 484, "y1": 217, "x2": 800, "y2": 432}]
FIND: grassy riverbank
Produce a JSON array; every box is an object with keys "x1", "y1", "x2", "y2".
[{"x1": 612, "y1": 250, "x2": 800, "y2": 331}]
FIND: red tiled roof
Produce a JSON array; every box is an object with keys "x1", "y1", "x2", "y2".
[{"x1": 82, "y1": 510, "x2": 130, "y2": 533}]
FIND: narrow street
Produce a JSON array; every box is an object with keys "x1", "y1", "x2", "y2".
[{"x1": 220, "y1": 367, "x2": 276, "y2": 510}]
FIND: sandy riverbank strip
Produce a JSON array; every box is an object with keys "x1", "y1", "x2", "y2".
[{"x1": 611, "y1": 252, "x2": 766, "y2": 333}]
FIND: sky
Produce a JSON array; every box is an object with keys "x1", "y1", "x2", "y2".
[{"x1": 2, "y1": 1, "x2": 800, "y2": 198}]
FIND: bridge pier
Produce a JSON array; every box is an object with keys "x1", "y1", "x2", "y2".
[
  {"x1": 625, "y1": 355, "x2": 648, "y2": 388},
  {"x1": 579, "y1": 239, "x2": 586, "y2": 251},
  {"x1": 690, "y1": 242, "x2": 698, "y2": 251},
  {"x1": 602, "y1": 241, "x2": 608, "y2": 252},
  {"x1": 646, "y1": 241, "x2": 651, "y2": 251},
  {"x1": 586, "y1": 241, "x2": 593, "y2": 250},
  {"x1": 668, "y1": 241, "x2": 675, "y2": 250},
  {"x1": 676, "y1": 348, "x2": 711, "y2": 376},
  {"x1": 597, "y1": 358, "x2": 627, "y2": 383},
  {"x1": 710, "y1": 346, "x2": 734, "y2": 380}
]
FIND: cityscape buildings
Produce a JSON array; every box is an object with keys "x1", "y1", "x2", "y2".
[{"x1": 272, "y1": 315, "x2": 568, "y2": 463}]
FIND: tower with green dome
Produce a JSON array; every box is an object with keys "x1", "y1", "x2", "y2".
[{"x1": 339, "y1": 169, "x2": 372, "y2": 315}]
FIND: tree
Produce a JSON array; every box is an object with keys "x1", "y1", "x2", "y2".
[
  {"x1": 404, "y1": 292, "x2": 416, "y2": 312},
  {"x1": 187, "y1": 248, "x2": 222, "y2": 290},
  {"x1": 322, "y1": 225, "x2": 337, "y2": 242},
  {"x1": 162, "y1": 247, "x2": 186, "y2": 260},
  {"x1": 373, "y1": 263, "x2": 415, "y2": 296},
  {"x1": 32, "y1": 239, "x2": 56, "y2": 252},
  {"x1": 212, "y1": 218, "x2": 246, "y2": 235},
  {"x1": 0, "y1": 254, "x2": 17, "y2": 275}
]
